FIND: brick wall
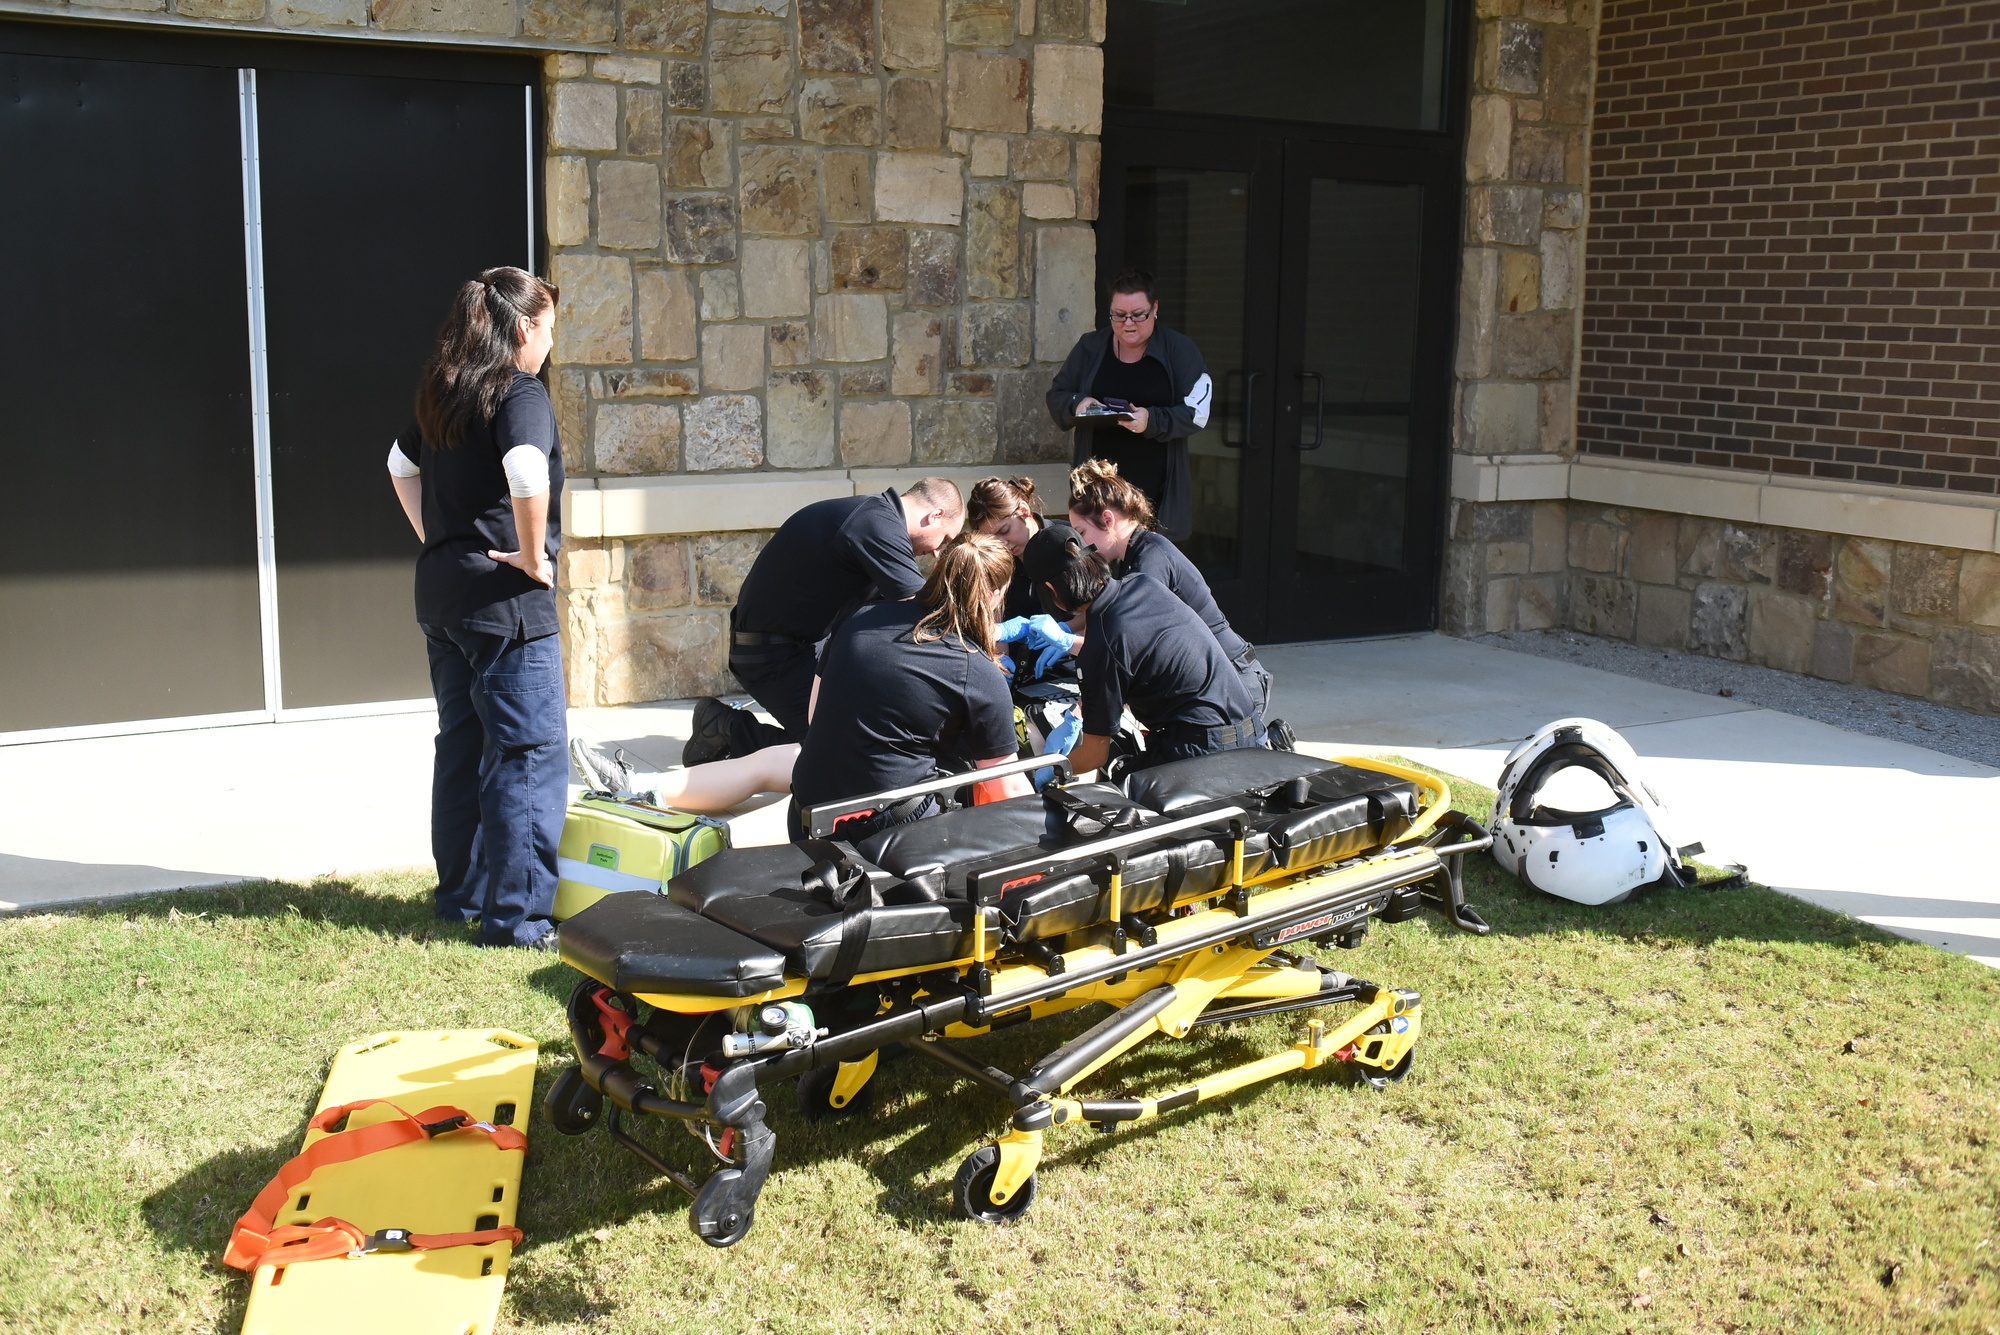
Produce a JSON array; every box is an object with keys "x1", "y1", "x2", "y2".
[{"x1": 1581, "y1": 0, "x2": 2000, "y2": 497}]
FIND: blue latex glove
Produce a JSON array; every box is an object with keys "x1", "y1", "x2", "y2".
[
  {"x1": 1032, "y1": 708, "x2": 1085, "y2": 786},
  {"x1": 1024, "y1": 615, "x2": 1076, "y2": 677},
  {"x1": 996, "y1": 616, "x2": 1032, "y2": 643},
  {"x1": 999, "y1": 651, "x2": 1016, "y2": 677}
]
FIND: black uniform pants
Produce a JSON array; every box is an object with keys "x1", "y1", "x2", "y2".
[
  {"x1": 1234, "y1": 651, "x2": 1273, "y2": 732},
  {"x1": 726, "y1": 639, "x2": 816, "y2": 756},
  {"x1": 1128, "y1": 718, "x2": 1266, "y2": 774}
]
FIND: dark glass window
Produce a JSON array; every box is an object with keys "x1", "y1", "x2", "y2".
[{"x1": 1105, "y1": 0, "x2": 1449, "y2": 131}]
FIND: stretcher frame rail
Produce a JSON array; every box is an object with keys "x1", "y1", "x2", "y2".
[{"x1": 801, "y1": 752, "x2": 1072, "y2": 837}]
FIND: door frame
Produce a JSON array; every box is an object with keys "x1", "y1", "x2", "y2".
[
  {"x1": 1095, "y1": 127, "x2": 1286, "y2": 637},
  {"x1": 0, "y1": 20, "x2": 541, "y2": 745},
  {"x1": 1094, "y1": 0, "x2": 1472, "y2": 643}
]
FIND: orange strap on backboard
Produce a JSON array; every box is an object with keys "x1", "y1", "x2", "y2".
[
  {"x1": 223, "y1": 1100, "x2": 526, "y2": 1272},
  {"x1": 239, "y1": 1217, "x2": 524, "y2": 1270}
]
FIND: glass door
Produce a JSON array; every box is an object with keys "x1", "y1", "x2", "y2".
[
  {"x1": 1097, "y1": 128, "x2": 1282, "y2": 634},
  {"x1": 1099, "y1": 0, "x2": 1468, "y2": 643},
  {"x1": 1266, "y1": 142, "x2": 1460, "y2": 640}
]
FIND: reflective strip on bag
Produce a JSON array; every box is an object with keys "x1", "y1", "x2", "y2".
[{"x1": 556, "y1": 856, "x2": 661, "y2": 895}]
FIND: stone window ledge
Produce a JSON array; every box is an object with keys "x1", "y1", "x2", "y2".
[
  {"x1": 1454, "y1": 453, "x2": 2000, "y2": 554},
  {"x1": 0, "y1": 4, "x2": 612, "y2": 54},
  {"x1": 568, "y1": 463, "x2": 1073, "y2": 540}
]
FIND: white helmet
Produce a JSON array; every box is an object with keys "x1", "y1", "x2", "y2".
[{"x1": 1491, "y1": 718, "x2": 1701, "y2": 906}]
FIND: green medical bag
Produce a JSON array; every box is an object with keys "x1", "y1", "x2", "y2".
[{"x1": 553, "y1": 796, "x2": 731, "y2": 921}]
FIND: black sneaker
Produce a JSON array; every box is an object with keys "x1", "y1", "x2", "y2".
[
  {"x1": 1266, "y1": 718, "x2": 1298, "y2": 752},
  {"x1": 682, "y1": 697, "x2": 737, "y2": 767}
]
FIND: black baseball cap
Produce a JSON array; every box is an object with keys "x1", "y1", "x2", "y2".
[{"x1": 1020, "y1": 524, "x2": 1086, "y2": 589}]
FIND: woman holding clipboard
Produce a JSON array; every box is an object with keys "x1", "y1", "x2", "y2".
[{"x1": 1044, "y1": 269, "x2": 1215, "y2": 542}]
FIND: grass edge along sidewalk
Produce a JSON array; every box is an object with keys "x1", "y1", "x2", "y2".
[{"x1": 0, "y1": 763, "x2": 1995, "y2": 1333}]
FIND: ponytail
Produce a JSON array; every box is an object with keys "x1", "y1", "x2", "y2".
[
  {"x1": 967, "y1": 475, "x2": 1044, "y2": 530},
  {"x1": 1068, "y1": 457, "x2": 1156, "y2": 530},
  {"x1": 913, "y1": 532, "x2": 1014, "y2": 660},
  {"x1": 416, "y1": 266, "x2": 558, "y2": 448}
]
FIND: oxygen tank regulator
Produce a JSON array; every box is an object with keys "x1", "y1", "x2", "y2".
[{"x1": 721, "y1": 1001, "x2": 826, "y2": 1057}]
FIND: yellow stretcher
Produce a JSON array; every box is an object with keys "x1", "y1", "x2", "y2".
[
  {"x1": 233, "y1": 1029, "x2": 537, "y2": 1335},
  {"x1": 544, "y1": 748, "x2": 1491, "y2": 1244}
]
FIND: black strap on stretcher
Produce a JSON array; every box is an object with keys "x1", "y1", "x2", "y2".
[
  {"x1": 798, "y1": 839, "x2": 878, "y2": 988},
  {"x1": 1041, "y1": 785, "x2": 1145, "y2": 839}
]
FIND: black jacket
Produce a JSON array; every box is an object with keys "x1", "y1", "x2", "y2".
[{"x1": 1045, "y1": 324, "x2": 1213, "y2": 541}]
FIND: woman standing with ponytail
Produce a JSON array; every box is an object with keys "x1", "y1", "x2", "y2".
[{"x1": 386, "y1": 266, "x2": 567, "y2": 950}]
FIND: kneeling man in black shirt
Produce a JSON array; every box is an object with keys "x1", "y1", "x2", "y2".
[{"x1": 688, "y1": 477, "x2": 964, "y2": 764}]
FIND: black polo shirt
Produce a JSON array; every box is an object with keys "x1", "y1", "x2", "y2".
[
  {"x1": 1116, "y1": 529, "x2": 1250, "y2": 664},
  {"x1": 1076, "y1": 573, "x2": 1254, "y2": 738},
  {"x1": 790, "y1": 600, "x2": 1017, "y2": 808},
  {"x1": 733, "y1": 489, "x2": 924, "y2": 642},
  {"x1": 398, "y1": 371, "x2": 563, "y2": 639}
]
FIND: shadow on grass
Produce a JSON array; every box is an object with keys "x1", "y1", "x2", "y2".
[
  {"x1": 1451, "y1": 857, "x2": 1910, "y2": 953},
  {"x1": 61, "y1": 873, "x2": 455, "y2": 936}
]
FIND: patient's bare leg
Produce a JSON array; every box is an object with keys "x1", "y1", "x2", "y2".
[
  {"x1": 644, "y1": 744, "x2": 797, "y2": 810},
  {"x1": 574, "y1": 740, "x2": 796, "y2": 813}
]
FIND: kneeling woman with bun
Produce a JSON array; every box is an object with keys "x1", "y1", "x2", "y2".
[
  {"x1": 1065, "y1": 458, "x2": 1286, "y2": 747},
  {"x1": 571, "y1": 533, "x2": 1031, "y2": 836}
]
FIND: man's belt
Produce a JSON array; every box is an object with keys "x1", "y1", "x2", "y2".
[
  {"x1": 1159, "y1": 719, "x2": 1262, "y2": 750},
  {"x1": 730, "y1": 629, "x2": 807, "y2": 648}
]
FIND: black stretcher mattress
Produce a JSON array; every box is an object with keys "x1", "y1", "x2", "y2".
[{"x1": 561, "y1": 751, "x2": 1426, "y2": 988}]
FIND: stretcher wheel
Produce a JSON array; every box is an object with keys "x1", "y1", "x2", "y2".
[
  {"x1": 698, "y1": 1208, "x2": 755, "y2": 1249},
  {"x1": 544, "y1": 1065, "x2": 604, "y2": 1135},
  {"x1": 796, "y1": 1065, "x2": 874, "y2": 1123},
  {"x1": 952, "y1": 1145, "x2": 1038, "y2": 1224},
  {"x1": 1351, "y1": 1047, "x2": 1414, "y2": 1090}
]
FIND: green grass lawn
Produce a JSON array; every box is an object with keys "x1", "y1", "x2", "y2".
[{"x1": 2, "y1": 767, "x2": 1996, "y2": 1333}]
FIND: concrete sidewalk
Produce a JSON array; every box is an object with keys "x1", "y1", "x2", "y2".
[{"x1": 3, "y1": 634, "x2": 1994, "y2": 966}]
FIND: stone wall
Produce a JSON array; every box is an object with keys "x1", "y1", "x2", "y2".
[
  {"x1": 1440, "y1": 0, "x2": 1597, "y2": 636},
  {"x1": 559, "y1": 529, "x2": 772, "y2": 706},
  {"x1": 1566, "y1": 503, "x2": 2000, "y2": 713},
  {"x1": 544, "y1": 0, "x2": 1105, "y2": 704}
]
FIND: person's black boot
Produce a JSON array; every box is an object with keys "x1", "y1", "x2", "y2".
[
  {"x1": 683, "y1": 697, "x2": 737, "y2": 766},
  {"x1": 1266, "y1": 718, "x2": 1298, "y2": 752}
]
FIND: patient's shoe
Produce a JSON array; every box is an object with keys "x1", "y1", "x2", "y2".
[
  {"x1": 1266, "y1": 718, "x2": 1298, "y2": 752},
  {"x1": 683, "y1": 697, "x2": 737, "y2": 767},
  {"x1": 571, "y1": 737, "x2": 635, "y2": 794}
]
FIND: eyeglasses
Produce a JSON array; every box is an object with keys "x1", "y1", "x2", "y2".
[{"x1": 1108, "y1": 308, "x2": 1155, "y2": 325}]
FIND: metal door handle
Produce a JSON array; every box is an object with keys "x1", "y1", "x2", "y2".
[
  {"x1": 1228, "y1": 371, "x2": 1261, "y2": 449},
  {"x1": 1296, "y1": 370, "x2": 1324, "y2": 450}
]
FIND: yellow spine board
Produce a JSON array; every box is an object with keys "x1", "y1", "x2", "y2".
[{"x1": 239, "y1": 1030, "x2": 538, "y2": 1335}]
